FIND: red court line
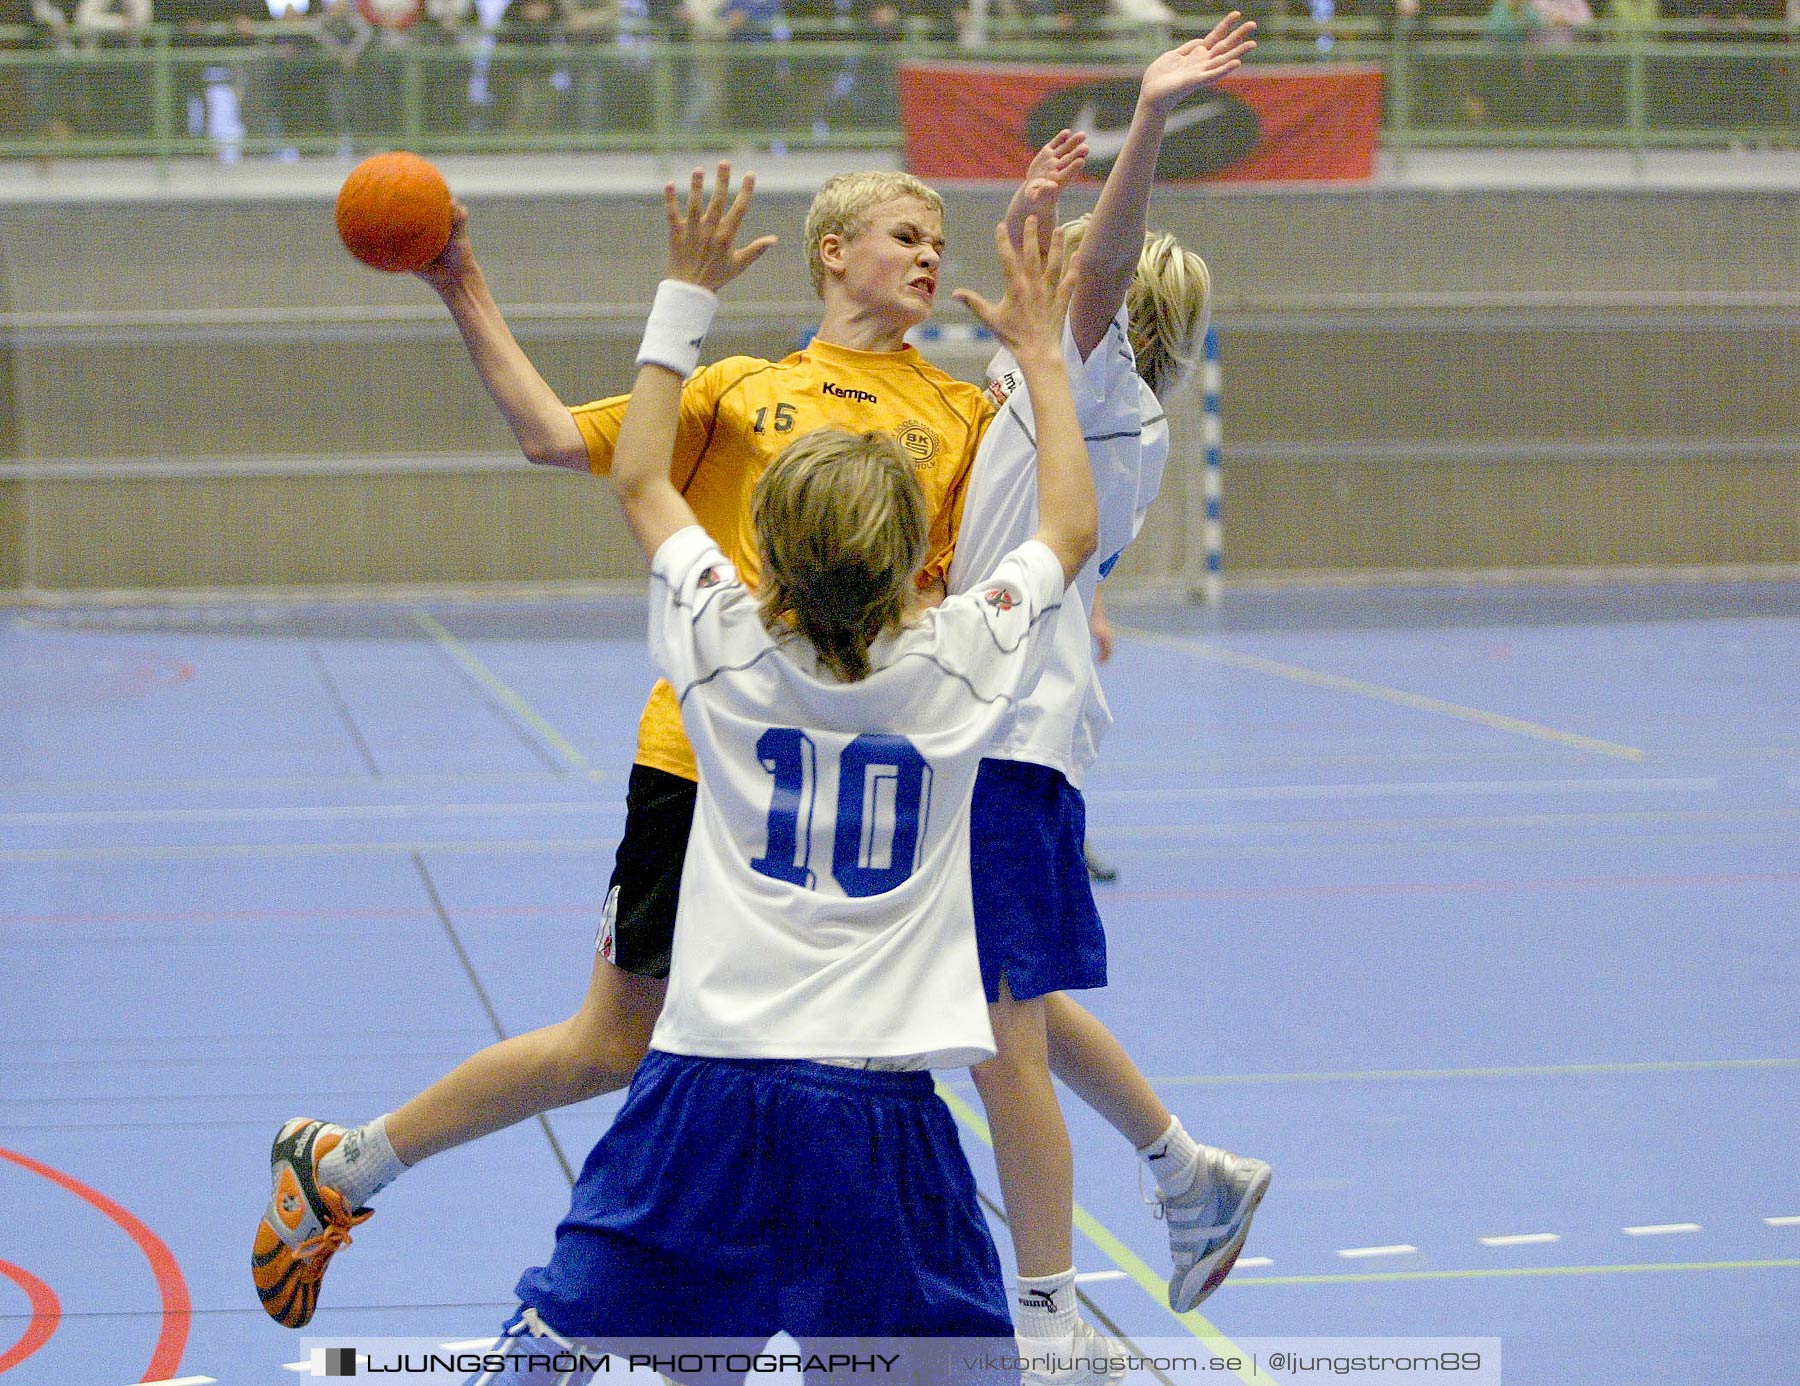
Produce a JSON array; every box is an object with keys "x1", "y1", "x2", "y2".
[
  {"x1": 1113, "y1": 868, "x2": 1800, "y2": 904},
  {"x1": 0, "y1": 1259, "x2": 60, "y2": 1373},
  {"x1": 0, "y1": 1148, "x2": 190, "y2": 1382}
]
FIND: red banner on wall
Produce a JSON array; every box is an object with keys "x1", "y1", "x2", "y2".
[{"x1": 897, "y1": 61, "x2": 1384, "y2": 183}]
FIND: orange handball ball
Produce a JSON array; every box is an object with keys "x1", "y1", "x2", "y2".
[{"x1": 335, "y1": 151, "x2": 453, "y2": 273}]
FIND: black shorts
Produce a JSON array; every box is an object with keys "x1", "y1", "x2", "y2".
[{"x1": 596, "y1": 764, "x2": 697, "y2": 979}]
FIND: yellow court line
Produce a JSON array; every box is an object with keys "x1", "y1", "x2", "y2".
[
  {"x1": 411, "y1": 610, "x2": 593, "y2": 771},
  {"x1": 1229, "y1": 1258, "x2": 1800, "y2": 1288},
  {"x1": 933, "y1": 1084, "x2": 1279, "y2": 1385},
  {"x1": 1118, "y1": 626, "x2": 1645, "y2": 762}
]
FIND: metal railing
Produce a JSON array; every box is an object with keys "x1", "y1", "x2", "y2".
[{"x1": 0, "y1": 19, "x2": 1796, "y2": 166}]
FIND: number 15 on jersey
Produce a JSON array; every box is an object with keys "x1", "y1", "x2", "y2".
[{"x1": 749, "y1": 728, "x2": 934, "y2": 898}]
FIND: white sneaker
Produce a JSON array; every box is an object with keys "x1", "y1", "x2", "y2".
[
  {"x1": 1161, "y1": 1145, "x2": 1271, "y2": 1312},
  {"x1": 1021, "y1": 1316, "x2": 1128, "y2": 1386}
]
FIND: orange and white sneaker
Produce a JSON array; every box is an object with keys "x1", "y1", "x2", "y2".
[{"x1": 252, "y1": 1118, "x2": 372, "y2": 1328}]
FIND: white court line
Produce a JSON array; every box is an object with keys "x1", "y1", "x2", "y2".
[
  {"x1": 1624, "y1": 1223, "x2": 1702, "y2": 1236},
  {"x1": 1764, "y1": 1215, "x2": 1800, "y2": 1227},
  {"x1": 0, "y1": 799, "x2": 620, "y2": 828},
  {"x1": 1075, "y1": 1270, "x2": 1131, "y2": 1283},
  {"x1": 1236, "y1": 1257, "x2": 1275, "y2": 1269},
  {"x1": 1479, "y1": 1233, "x2": 1562, "y2": 1247},
  {"x1": 138, "y1": 1378, "x2": 217, "y2": 1385},
  {"x1": 0, "y1": 835, "x2": 620, "y2": 863},
  {"x1": 1338, "y1": 1245, "x2": 1419, "y2": 1259},
  {"x1": 1089, "y1": 778, "x2": 1716, "y2": 804},
  {"x1": 1115, "y1": 626, "x2": 1645, "y2": 761}
]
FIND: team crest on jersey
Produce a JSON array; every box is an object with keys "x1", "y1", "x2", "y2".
[
  {"x1": 983, "y1": 585, "x2": 1017, "y2": 613},
  {"x1": 697, "y1": 566, "x2": 724, "y2": 590},
  {"x1": 895, "y1": 420, "x2": 941, "y2": 467}
]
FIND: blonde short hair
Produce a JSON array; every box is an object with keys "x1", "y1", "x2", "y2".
[
  {"x1": 803, "y1": 171, "x2": 945, "y2": 296},
  {"x1": 752, "y1": 428, "x2": 929, "y2": 683},
  {"x1": 1063, "y1": 215, "x2": 1212, "y2": 402}
]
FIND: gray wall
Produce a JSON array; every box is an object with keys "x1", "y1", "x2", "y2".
[{"x1": 2, "y1": 183, "x2": 1796, "y2": 592}]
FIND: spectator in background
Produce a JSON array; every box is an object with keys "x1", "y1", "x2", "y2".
[
  {"x1": 672, "y1": 0, "x2": 727, "y2": 130},
  {"x1": 789, "y1": 0, "x2": 903, "y2": 134},
  {"x1": 72, "y1": 0, "x2": 150, "y2": 133},
  {"x1": 718, "y1": 0, "x2": 790, "y2": 130},
  {"x1": 311, "y1": 0, "x2": 372, "y2": 147},
  {"x1": 494, "y1": 0, "x2": 568, "y2": 129},
  {"x1": 357, "y1": 0, "x2": 420, "y2": 131},
  {"x1": 558, "y1": 0, "x2": 619, "y2": 138},
  {"x1": 1482, "y1": 0, "x2": 1541, "y2": 120},
  {"x1": 171, "y1": 0, "x2": 263, "y2": 161},
  {"x1": 23, "y1": 0, "x2": 77, "y2": 142},
  {"x1": 409, "y1": 0, "x2": 476, "y2": 135}
]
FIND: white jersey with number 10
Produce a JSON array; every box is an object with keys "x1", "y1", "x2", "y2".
[{"x1": 645, "y1": 525, "x2": 1066, "y2": 1069}]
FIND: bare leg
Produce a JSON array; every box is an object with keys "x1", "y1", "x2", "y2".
[
  {"x1": 1043, "y1": 990, "x2": 1170, "y2": 1150},
  {"x1": 969, "y1": 980, "x2": 1074, "y2": 1278},
  {"x1": 385, "y1": 953, "x2": 666, "y2": 1166}
]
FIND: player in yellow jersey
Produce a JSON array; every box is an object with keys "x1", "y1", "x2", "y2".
[
  {"x1": 252, "y1": 160, "x2": 1009, "y2": 1332},
  {"x1": 562, "y1": 185, "x2": 997, "y2": 795}
]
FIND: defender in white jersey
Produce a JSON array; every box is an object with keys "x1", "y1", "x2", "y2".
[
  {"x1": 648, "y1": 522, "x2": 1062, "y2": 1068},
  {"x1": 470, "y1": 169, "x2": 1097, "y2": 1381},
  {"x1": 940, "y1": 29, "x2": 1271, "y2": 1370}
]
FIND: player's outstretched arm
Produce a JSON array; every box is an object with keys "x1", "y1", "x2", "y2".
[
  {"x1": 416, "y1": 203, "x2": 590, "y2": 470},
  {"x1": 1069, "y1": 13, "x2": 1255, "y2": 357},
  {"x1": 611, "y1": 163, "x2": 778, "y2": 562},
  {"x1": 955, "y1": 218, "x2": 1096, "y2": 586}
]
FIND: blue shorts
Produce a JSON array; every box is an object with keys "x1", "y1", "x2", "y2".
[
  {"x1": 971, "y1": 758, "x2": 1107, "y2": 1004},
  {"x1": 512, "y1": 1051, "x2": 1012, "y2": 1353}
]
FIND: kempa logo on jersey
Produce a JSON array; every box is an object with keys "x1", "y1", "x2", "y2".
[{"x1": 822, "y1": 381, "x2": 879, "y2": 403}]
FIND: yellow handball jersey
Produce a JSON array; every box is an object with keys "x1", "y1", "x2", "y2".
[{"x1": 573, "y1": 335, "x2": 998, "y2": 782}]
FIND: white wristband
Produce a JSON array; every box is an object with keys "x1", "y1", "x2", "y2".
[{"x1": 636, "y1": 279, "x2": 718, "y2": 377}]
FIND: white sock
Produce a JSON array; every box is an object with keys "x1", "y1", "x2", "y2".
[
  {"x1": 1137, "y1": 1115, "x2": 1203, "y2": 1198},
  {"x1": 1013, "y1": 1267, "x2": 1078, "y2": 1352},
  {"x1": 317, "y1": 1114, "x2": 407, "y2": 1210}
]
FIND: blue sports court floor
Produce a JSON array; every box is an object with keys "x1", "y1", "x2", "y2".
[{"x1": 2, "y1": 578, "x2": 1796, "y2": 1385}]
